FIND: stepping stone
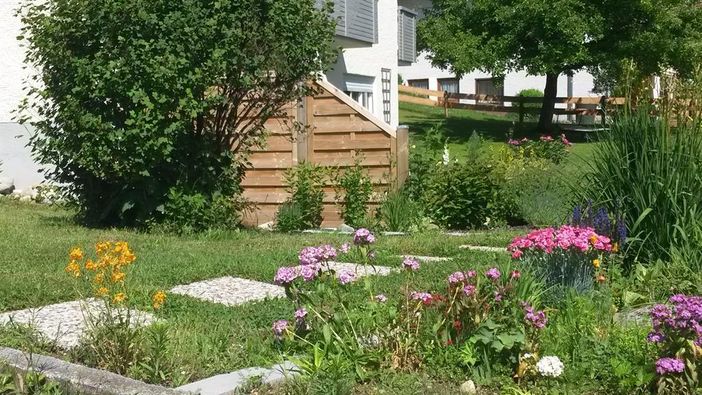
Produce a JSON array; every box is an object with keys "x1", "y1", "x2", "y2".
[
  {"x1": 380, "y1": 231, "x2": 407, "y2": 236},
  {"x1": 325, "y1": 261, "x2": 397, "y2": 277},
  {"x1": 0, "y1": 300, "x2": 154, "y2": 349},
  {"x1": 401, "y1": 255, "x2": 452, "y2": 262},
  {"x1": 170, "y1": 276, "x2": 285, "y2": 307},
  {"x1": 459, "y1": 245, "x2": 506, "y2": 253},
  {"x1": 176, "y1": 361, "x2": 299, "y2": 395}
]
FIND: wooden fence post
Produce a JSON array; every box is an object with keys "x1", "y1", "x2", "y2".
[
  {"x1": 395, "y1": 125, "x2": 409, "y2": 188},
  {"x1": 518, "y1": 95, "x2": 525, "y2": 127},
  {"x1": 600, "y1": 95, "x2": 608, "y2": 127},
  {"x1": 443, "y1": 91, "x2": 449, "y2": 118}
]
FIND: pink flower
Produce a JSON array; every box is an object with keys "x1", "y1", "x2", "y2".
[
  {"x1": 294, "y1": 308, "x2": 308, "y2": 321},
  {"x1": 540, "y1": 135, "x2": 554, "y2": 142},
  {"x1": 463, "y1": 285, "x2": 476, "y2": 296},
  {"x1": 272, "y1": 320, "x2": 289, "y2": 338},
  {"x1": 486, "y1": 267, "x2": 501, "y2": 280},
  {"x1": 511, "y1": 250, "x2": 523, "y2": 259},
  {"x1": 466, "y1": 270, "x2": 477, "y2": 278},
  {"x1": 340, "y1": 243, "x2": 351, "y2": 254},
  {"x1": 375, "y1": 294, "x2": 387, "y2": 303},
  {"x1": 508, "y1": 139, "x2": 521, "y2": 146},
  {"x1": 353, "y1": 228, "x2": 376, "y2": 245},
  {"x1": 410, "y1": 291, "x2": 434, "y2": 305},
  {"x1": 338, "y1": 270, "x2": 356, "y2": 285},
  {"x1": 560, "y1": 133, "x2": 572, "y2": 146},
  {"x1": 299, "y1": 264, "x2": 319, "y2": 282},
  {"x1": 402, "y1": 257, "x2": 420, "y2": 271},
  {"x1": 511, "y1": 270, "x2": 521, "y2": 280},
  {"x1": 274, "y1": 267, "x2": 298, "y2": 285},
  {"x1": 448, "y1": 271, "x2": 465, "y2": 284}
]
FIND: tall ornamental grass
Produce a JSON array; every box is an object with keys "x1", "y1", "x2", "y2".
[{"x1": 580, "y1": 109, "x2": 702, "y2": 267}]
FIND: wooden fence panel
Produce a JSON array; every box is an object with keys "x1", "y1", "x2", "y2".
[{"x1": 241, "y1": 80, "x2": 403, "y2": 227}]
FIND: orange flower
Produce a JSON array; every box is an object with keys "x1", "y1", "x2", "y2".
[
  {"x1": 111, "y1": 270, "x2": 126, "y2": 283},
  {"x1": 69, "y1": 247, "x2": 84, "y2": 261},
  {"x1": 152, "y1": 290, "x2": 167, "y2": 310},
  {"x1": 593, "y1": 259, "x2": 601, "y2": 269},
  {"x1": 612, "y1": 243, "x2": 619, "y2": 253},
  {"x1": 93, "y1": 272, "x2": 105, "y2": 284},
  {"x1": 65, "y1": 261, "x2": 81, "y2": 277},
  {"x1": 95, "y1": 287, "x2": 109, "y2": 297},
  {"x1": 112, "y1": 292, "x2": 126, "y2": 304},
  {"x1": 85, "y1": 259, "x2": 97, "y2": 271},
  {"x1": 96, "y1": 242, "x2": 111, "y2": 255}
]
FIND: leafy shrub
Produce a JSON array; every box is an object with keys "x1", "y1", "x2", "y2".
[
  {"x1": 405, "y1": 124, "x2": 447, "y2": 202},
  {"x1": 508, "y1": 225, "x2": 614, "y2": 293},
  {"x1": 580, "y1": 109, "x2": 702, "y2": 266},
  {"x1": 19, "y1": 0, "x2": 337, "y2": 227},
  {"x1": 422, "y1": 161, "x2": 499, "y2": 230},
  {"x1": 516, "y1": 88, "x2": 543, "y2": 121},
  {"x1": 376, "y1": 190, "x2": 422, "y2": 232},
  {"x1": 154, "y1": 186, "x2": 247, "y2": 233},
  {"x1": 507, "y1": 135, "x2": 571, "y2": 164},
  {"x1": 334, "y1": 159, "x2": 374, "y2": 228},
  {"x1": 277, "y1": 163, "x2": 327, "y2": 231},
  {"x1": 0, "y1": 369, "x2": 62, "y2": 394}
]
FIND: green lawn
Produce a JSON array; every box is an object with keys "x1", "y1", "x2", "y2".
[{"x1": 0, "y1": 200, "x2": 521, "y2": 387}]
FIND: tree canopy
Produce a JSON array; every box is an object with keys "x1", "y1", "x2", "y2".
[
  {"x1": 19, "y1": 0, "x2": 337, "y2": 227},
  {"x1": 419, "y1": 0, "x2": 702, "y2": 131}
]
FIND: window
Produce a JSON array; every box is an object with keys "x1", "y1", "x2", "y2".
[
  {"x1": 398, "y1": 7, "x2": 418, "y2": 62},
  {"x1": 344, "y1": 73, "x2": 375, "y2": 112},
  {"x1": 475, "y1": 78, "x2": 504, "y2": 104},
  {"x1": 381, "y1": 69, "x2": 392, "y2": 124},
  {"x1": 407, "y1": 79, "x2": 429, "y2": 90},
  {"x1": 437, "y1": 78, "x2": 460, "y2": 94}
]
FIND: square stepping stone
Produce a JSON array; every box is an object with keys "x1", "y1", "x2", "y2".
[
  {"x1": 325, "y1": 262, "x2": 396, "y2": 277},
  {"x1": 170, "y1": 276, "x2": 286, "y2": 307},
  {"x1": 0, "y1": 300, "x2": 154, "y2": 349},
  {"x1": 402, "y1": 255, "x2": 452, "y2": 262},
  {"x1": 459, "y1": 245, "x2": 506, "y2": 253}
]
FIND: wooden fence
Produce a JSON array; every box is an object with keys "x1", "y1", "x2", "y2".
[
  {"x1": 241, "y1": 80, "x2": 408, "y2": 227},
  {"x1": 399, "y1": 85, "x2": 626, "y2": 126}
]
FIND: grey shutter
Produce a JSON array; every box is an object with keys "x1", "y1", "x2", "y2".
[
  {"x1": 345, "y1": 0, "x2": 376, "y2": 43},
  {"x1": 398, "y1": 8, "x2": 417, "y2": 63},
  {"x1": 334, "y1": 0, "x2": 347, "y2": 37}
]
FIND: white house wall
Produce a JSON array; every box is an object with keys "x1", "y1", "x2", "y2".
[
  {"x1": 399, "y1": 51, "x2": 598, "y2": 108},
  {"x1": 324, "y1": 0, "x2": 400, "y2": 127},
  {"x1": 0, "y1": 0, "x2": 29, "y2": 123}
]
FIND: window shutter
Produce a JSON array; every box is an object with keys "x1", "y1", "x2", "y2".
[
  {"x1": 398, "y1": 8, "x2": 417, "y2": 63},
  {"x1": 346, "y1": 0, "x2": 376, "y2": 43}
]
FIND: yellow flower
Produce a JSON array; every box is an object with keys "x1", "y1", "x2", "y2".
[
  {"x1": 612, "y1": 243, "x2": 619, "y2": 253},
  {"x1": 589, "y1": 235, "x2": 599, "y2": 244},
  {"x1": 85, "y1": 259, "x2": 97, "y2": 271},
  {"x1": 112, "y1": 292, "x2": 126, "y2": 304},
  {"x1": 111, "y1": 270, "x2": 126, "y2": 283},
  {"x1": 121, "y1": 250, "x2": 136, "y2": 265},
  {"x1": 152, "y1": 290, "x2": 167, "y2": 310},
  {"x1": 95, "y1": 286, "x2": 109, "y2": 297},
  {"x1": 65, "y1": 261, "x2": 81, "y2": 277},
  {"x1": 96, "y1": 242, "x2": 111, "y2": 255},
  {"x1": 593, "y1": 259, "x2": 601, "y2": 269},
  {"x1": 94, "y1": 272, "x2": 105, "y2": 284},
  {"x1": 69, "y1": 247, "x2": 84, "y2": 261}
]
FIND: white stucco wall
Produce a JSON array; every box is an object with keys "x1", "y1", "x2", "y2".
[
  {"x1": 0, "y1": 0, "x2": 29, "y2": 123},
  {"x1": 399, "y1": 51, "x2": 598, "y2": 106},
  {"x1": 324, "y1": 0, "x2": 400, "y2": 127}
]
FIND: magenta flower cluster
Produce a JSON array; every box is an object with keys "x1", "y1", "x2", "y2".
[
  {"x1": 508, "y1": 225, "x2": 612, "y2": 259},
  {"x1": 403, "y1": 257, "x2": 420, "y2": 271},
  {"x1": 485, "y1": 267, "x2": 501, "y2": 280},
  {"x1": 522, "y1": 302, "x2": 548, "y2": 329},
  {"x1": 647, "y1": 294, "x2": 702, "y2": 376},
  {"x1": 272, "y1": 319, "x2": 289, "y2": 338},
  {"x1": 655, "y1": 357, "x2": 685, "y2": 375},
  {"x1": 299, "y1": 244, "x2": 337, "y2": 266},
  {"x1": 353, "y1": 228, "x2": 375, "y2": 245},
  {"x1": 410, "y1": 291, "x2": 434, "y2": 305}
]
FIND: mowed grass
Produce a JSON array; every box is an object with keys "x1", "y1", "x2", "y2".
[{"x1": 0, "y1": 200, "x2": 522, "y2": 385}]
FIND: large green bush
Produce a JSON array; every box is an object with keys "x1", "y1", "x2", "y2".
[
  {"x1": 580, "y1": 110, "x2": 702, "y2": 266},
  {"x1": 19, "y1": 0, "x2": 337, "y2": 227}
]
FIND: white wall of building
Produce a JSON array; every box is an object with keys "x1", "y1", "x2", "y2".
[
  {"x1": 399, "y1": 50, "x2": 598, "y2": 107},
  {"x1": 324, "y1": 0, "x2": 400, "y2": 127},
  {"x1": 0, "y1": 0, "x2": 29, "y2": 123}
]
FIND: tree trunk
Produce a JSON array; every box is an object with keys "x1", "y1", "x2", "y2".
[{"x1": 537, "y1": 72, "x2": 559, "y2": 133}]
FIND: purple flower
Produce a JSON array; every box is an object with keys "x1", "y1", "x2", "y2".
[
  {"x1": 402, "y1": 257, "x2": 420, "y2": 271},
  {"x1": 319, "y1": 244, "x2": 337, "y2": 260},
  {"x1": 338, "y1": 270, "x2": 356, "y2": 285},
  {"x1": 299, "y1": 264, "x2": 319, "y2": 282},
  {"x1": 647, "y1": 331, "x2": 665, "y2": 343},
  {"x1": 340, "y1": 243, "x2": 351, "y2": 254},
  {"x1": 494, "y1": 291, "x2": 503, "y2": 302},
  {"x1": 463, "y1": 285, "x2": 476, "y2": 296},
  {"x1": 485, "y1": 267, "x2": 501, "y2": 280},
  {"x1": 523, "y1": 303, "x2": 548, "y2": 329},
  {"x1": 274, "y1": 267, "x2": 298, "y2": 285},
  {"x1": 353, "y1": 228, "x2": 375, "y2": 245},
  {"x1": 448, "y1": 271, "x2": 465, "y2": 285},
  {"x1": 375, "y1": 294, "x2": 387, "y2": 303},
  {"x1": 294, "y1": 308, "x2": 307, "y2": 321},
  {"x1": 298, "y1": 246, "x2": 321, "y2": 266},
  {"x1": 655, "y1": 357, "x2": 685, "y2": 375},
  {"x1": 272, "y1": 320, "x2": 289, "y2": 338},
  {"x1": 466, "y1": 270, "x2": 477, "y2": 278},
  {"x1": 410, "y1": 291, "x2": 433, "y2": 304}
]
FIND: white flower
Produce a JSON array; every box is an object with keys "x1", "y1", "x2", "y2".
[
  {"x1": 442, "y1": 144, "x2": 450, "y2": 165},
  {"x1": 536, "y1": 356, "x2": 564, "y2": 378}
]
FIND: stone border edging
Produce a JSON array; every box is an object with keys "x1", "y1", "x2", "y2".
[{"x1": 0, "y1": 347, "x2": 190, "y2": 395}]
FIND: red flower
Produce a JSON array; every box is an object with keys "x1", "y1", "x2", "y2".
[{"x1": 453, "y1": 320, "x2": 463, "y2": 330}]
